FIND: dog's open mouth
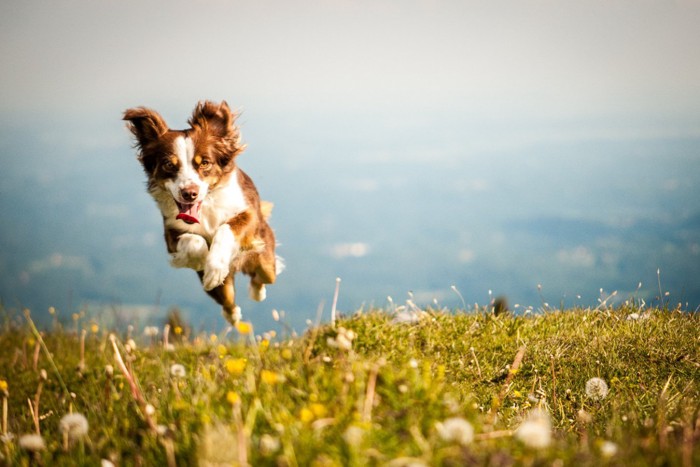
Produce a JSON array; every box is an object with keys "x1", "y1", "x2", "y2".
[{"x1": 176, "y1": 201, "x2": 202, "y2": 224}]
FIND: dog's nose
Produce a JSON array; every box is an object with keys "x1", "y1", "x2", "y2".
[{"x1": 180, "y1": 185, "x2": 199, "y2": 203}]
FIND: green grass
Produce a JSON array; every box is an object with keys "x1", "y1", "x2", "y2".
[{"x1": 0, "y1": 304, "x2": 698, "y2": 466}]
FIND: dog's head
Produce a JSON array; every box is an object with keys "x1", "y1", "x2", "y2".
[{"x1": 123, "y1": 101, "x2": 244, "y2": 224}]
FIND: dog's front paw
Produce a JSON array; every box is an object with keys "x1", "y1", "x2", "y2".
[
  {"x1": 203, "y1": 254, "x2": 230, "y2": 291},
  {"x1": 171, "y1": 234, "x2": 208, "y2": 270}
]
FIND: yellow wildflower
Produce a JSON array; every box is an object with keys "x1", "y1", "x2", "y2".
[
  {"x1": 235, "y1": 321, "x2": 253, "y2": 335},
  {"x1": 260, "y1": 369, "x2": 284, "y2": 385},
  {"x1": 224, "y1": 358, "x2": 247, "y2": 376},
  {"x1": 281, "y1": 348, "x2": 293, "y2": 360},
  {"x1": 209, "y1": 334, "x2": 217, "y2": 343},
  {"x1": 310, "y1": 403, "x2": 327, "y2": 418},
  {"x1": 174, "y1": 326, "x2": 183, "y2": 335},
  {"x1": 90, "y1": 323, "x2": 99, "y2": 334},
  {"x1": 299, "y1": 407, "x2": 314, "y2": 423},
  {"x1": 226, "y1": 391, "x2": 241, "y2": 405},
  {"x1": 0, "y1": 379, "x2": 8, "y2": 395}
]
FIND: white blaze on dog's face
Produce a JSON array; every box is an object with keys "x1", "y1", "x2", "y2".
[
  {"x1": 123, "y1": 101, "x2": 244, "y2": 225},
  {"x1": 161, "y1": 135, "x2": 210, "y2": 223}
]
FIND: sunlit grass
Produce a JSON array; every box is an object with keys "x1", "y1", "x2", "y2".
[{"x1": 0, "y1": 303, "x2": 698, "y2": 466}]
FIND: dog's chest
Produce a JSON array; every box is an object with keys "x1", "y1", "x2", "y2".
[
  {"x1": 159, "y1": 173, "x2": 248, "y2": 242},
  {"x1": 198, "y1": 181, "x2": 248, "y2": 235}
]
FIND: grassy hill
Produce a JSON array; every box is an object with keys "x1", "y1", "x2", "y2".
[{"x1": 0, "y1": 304, "x2": 698, "y2": 466}]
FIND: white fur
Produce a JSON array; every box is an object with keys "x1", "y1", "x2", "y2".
[
  {"x1": 163, "y1": 136, "x2": 209, "y2": 204},
  {"x1": 203, "y1": 224, "x2": 240, "y2": 290},
  {"x1": 170, "y1": 233, "x2": 208, "y2": 271},
  {"x1": 148, "y1": 138, "x2": 250, "y2": 291},
  {"x1": 249, "y1": 283, "x2": 266, "y2": 301}
]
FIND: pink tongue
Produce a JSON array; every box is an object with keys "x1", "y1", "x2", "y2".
[{"x1": 176, "y1": 202, "x2": 201, "y2": 224}]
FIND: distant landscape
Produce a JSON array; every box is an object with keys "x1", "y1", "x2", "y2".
[{"x1": 1, "y1": 116, "x2": 698, "y2": 332}]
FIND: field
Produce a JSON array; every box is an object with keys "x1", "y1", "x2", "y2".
[{"x1": 0, "y1": 303, "x2": 698, "y2": 466}]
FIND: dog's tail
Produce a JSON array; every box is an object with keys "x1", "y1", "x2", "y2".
[{"x1": 260, "y1": 201, "x2": 274, "y2": 221}]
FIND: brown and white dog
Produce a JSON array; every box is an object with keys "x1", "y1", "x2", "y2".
[{"x1": 123, "y1": 100, "x2": 280, "y2": 324}]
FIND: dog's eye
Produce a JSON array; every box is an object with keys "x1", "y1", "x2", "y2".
[{"x1": 199, "y1": 159, "x2": 211, "y2": 169}]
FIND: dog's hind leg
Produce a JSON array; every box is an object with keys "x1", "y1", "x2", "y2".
[
  {"x1": 248, "y1": 250, "x2": 278, "y2": 301},
  {"x1": 197, "y1": 271, "x2": 240, "y2": 324}
]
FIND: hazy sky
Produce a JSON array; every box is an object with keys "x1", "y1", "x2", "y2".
[
  {"x1": 1, "y1": 0, "x2": 699, "y2": 135},
  {"x1": 1, "y1": 1, "x2": 700, "y2": 326}
]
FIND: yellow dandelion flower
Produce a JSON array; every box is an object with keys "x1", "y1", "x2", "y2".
[
  {"x1": 260, "y1": 339, "x2": 270, "y2": 352},
  {"x1": 235, "y1": 321, "x2": 253, "y2": 335},
  {"x1": 174, "y1": 326, "x2": 183, "y2": 335},
  {"x1": 310, "y1": 403, "x2": 327, "y2": 418},
  {"x1": 299, "y1": 407, "x2": 314, "y2": 423},
  {"x1": 0, "y1": 379, "x2": 8, "y2": 394},
  {"x1": 217, "y1": 344, "x2": 228, "y2": 357},
  {"x1": 226, "y1": 391, "x2": 241, "y2": 405},
  {"x1": 224, "y1": 358, "x2": 247, "y2": 376},
  {"x1": 209, "y1": 334, "x2": 217, "y2": 343},
  {"x1": 90, "y1": 323, "x2": 99, "y2": 334},
  {"x1": 281, "y1": 348, "x2": 293, "y2": 360},
  {"x1": 260, "y1": 369, "x2": 284, "y2": 385}
]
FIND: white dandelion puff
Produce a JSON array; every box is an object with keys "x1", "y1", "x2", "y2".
[
  {"x1": 18, "y1": 434, "x2": 46, "y2": 452},
  {"x1": 436, "y1": 417, "x2": 474, "y2": 446},
  {"x1": 585, "y1": 377, "x2": 609, "y2": 401},
  {"x1": 59, "y1": 412, "x2": 89, "y2": 442},
  {"x1": 170, "y1": 363, "x2": 186, "y2": 378},
  {"x1": 327, "y1": 327, "x2": 355, "y2": 351},
  {"x1": 515, "y1": 409, "x2": 552, "y2": 449},
  {"x1": 343, "y1": 425, "x2": 365, "y2": 447},
  {"x1": 599, "y1": 440, "x2": 619, "y2": 458},
  {"x1": 259, "y1": 434, "x2": 281, "y2": 456}
]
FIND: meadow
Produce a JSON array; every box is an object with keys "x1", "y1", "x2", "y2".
[{"x1": 0, "y1": 302, "x2": 698, "y2": 466}]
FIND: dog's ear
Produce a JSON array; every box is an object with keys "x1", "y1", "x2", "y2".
[
  {"x1": 189, "y1": 100, "x2": 237, "y2": 139},
  {"x1": 123, "y1": 107, "x2": 169, "y2": 145}
]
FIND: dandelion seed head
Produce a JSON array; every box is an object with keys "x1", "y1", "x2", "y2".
[
  {"x1": 143, "y1": 326, "x2": 159, "y2": 337},
  {"x1": 515, "y1": 409, "x2": 552, "y2": 449},
  {"x1": 436, "y1": 417, "x2": 474, "y2": 446},
  {"x1": 170, "y1": 363, "x2": 186, "y2": 378},
  {"x1": 599, "y1": 440, "x2": 618, "y2": 458},
  {"x1": 343, "y1": 425, "x2": 365, "y2": 447},
  {"x1": 585, "y1": 377, "x2": 609, "y2": 401},
  {"x1": 259, "y1": 434, "x2": 280, "y2": 455},
  {"x1": 145, "y1": 404, "x2": 156, "y2": 416},
  {"x1": 59, "y1": 412, "x2": 89, "y2": 442},
  {"x1": 19, "y1": 434, "x2": 46, "y2": 452}
]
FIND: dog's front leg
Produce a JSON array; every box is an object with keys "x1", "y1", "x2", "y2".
[
  {"x1": 170, "y1": 233, "x2": 208, "y2": 271},
  {"x1": 202, "y1": 225, "x2": 239, "y2": 291}
]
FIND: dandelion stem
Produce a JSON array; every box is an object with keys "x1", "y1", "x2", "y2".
[
  {"x1": 451, "y1": 285, "x2": 467, "y2": 311},
  {"x1": 23, "y1": 309, "x2": 70, "y2": 399},
  {"x1": 331, "y1": 277, "x2": 341, "y2": 327},
  {"x1": 470, "y1": 347, "x2": 482, "y2": 379},
  {"x1": 362, "y1": 363, "x2": 380, "y2": 423}
]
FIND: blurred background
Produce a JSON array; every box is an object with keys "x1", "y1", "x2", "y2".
[{"x1": 1, "y1": 0, "x2": 699, "y2": 332}]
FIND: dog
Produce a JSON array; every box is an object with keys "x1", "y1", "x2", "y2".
[{"x1": 123, "y1": 100, "x2": 280, "y2": 324}]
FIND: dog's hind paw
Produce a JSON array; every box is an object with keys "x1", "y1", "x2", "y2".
[
  {"x1": 222, "y1": 306, "x2": 242, "y2": 325},
  {"x1": 249, "y1": 283, "x2": 266, "y2": 302}
]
